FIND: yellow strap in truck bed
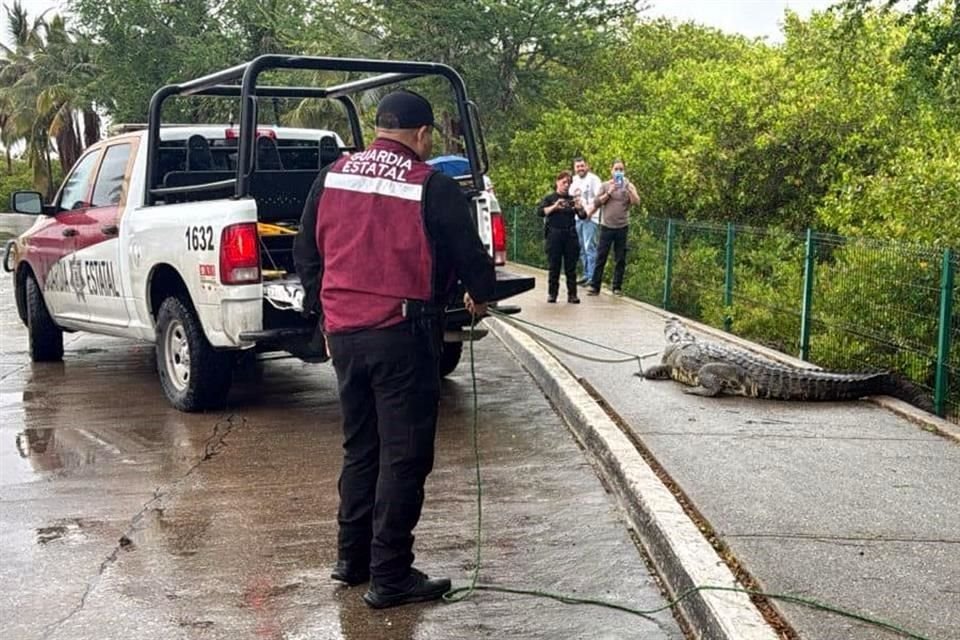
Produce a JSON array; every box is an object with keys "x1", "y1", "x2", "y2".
[{"x1": 257, "y1": 222, "x2": 298, "y2": 236}]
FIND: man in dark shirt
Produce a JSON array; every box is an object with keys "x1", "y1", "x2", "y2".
[
  {"x1": 536, "y1": 170, "x2": 585, "y2": 303},
  {"x1": 293, "y1": 90, "x2": 495, "y2": 609}
]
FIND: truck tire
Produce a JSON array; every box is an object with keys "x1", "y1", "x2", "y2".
[
  {"x1": 25, "y1": 275, "x2": 64, "y2": 362},
  {"x1": 156, "y1": 296, "x2": 233, "y2": 412},
  {"x1": 438, "y1": 340, "x2": 464, "y2": 377}
]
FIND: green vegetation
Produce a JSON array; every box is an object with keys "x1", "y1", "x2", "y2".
[
  {"x1": 497, "y1": 6, "x2": 959, "y2": 249},
  {"x1": 1, "y1": 1, "x2": 99, "y2": 198},
  {"x1": 4, "y1": 1, "x2": 956, "y2": 244},
  {"x1": 1, "y1": 159, "x2": 36, "y2": 211}
]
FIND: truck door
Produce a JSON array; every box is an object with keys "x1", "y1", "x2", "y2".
[
  {"x1": 28, "y1": 149, "x2": 102, "y2": 323},
  {"x1": 73, "y1": 141, "x2": 134, "y2": 328}
]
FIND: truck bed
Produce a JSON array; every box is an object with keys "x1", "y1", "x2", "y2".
[{"x1": 263, "y1": 268, "x2": 534, "y2": 316}]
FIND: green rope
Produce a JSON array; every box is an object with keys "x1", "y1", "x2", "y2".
[
  {"x1": 443, "y1": 583, "x2": 933, "y2": 640},
  {"x1": 441, "y1": 311, "x2": 936, "y2": 640},
  {"x1": 441, "y1": 313, "x2": 482, "y2": 604},
  {"x1": 488, "y1": 308, "x2": 657, "y2": 374},
  {"x1": 488, "y1": 308, "x2": 651, "y2": 360}
]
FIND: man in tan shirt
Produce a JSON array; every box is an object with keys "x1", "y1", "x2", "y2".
[{"x1": 587, "y1": 159, "x2": 639, "y2": 296}]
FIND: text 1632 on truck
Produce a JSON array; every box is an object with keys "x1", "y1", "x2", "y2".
[{"x1": 4, "y1": 55, "x2": 535, "y2": 412}]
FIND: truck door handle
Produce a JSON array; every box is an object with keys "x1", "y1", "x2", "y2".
[
  {"x1": 62, "y1": 228, "x2": 78, "y2": 237},
  {"x1": 101, "y1": 224, "x2": 119, "y2": 236}
]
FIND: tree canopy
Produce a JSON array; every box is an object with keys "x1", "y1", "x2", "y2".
[{"x1": 0, "y1": 0, "x2": 956, "y2": 247}]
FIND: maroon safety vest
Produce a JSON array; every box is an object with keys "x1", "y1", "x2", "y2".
[{"x1": 316, "y1": 138, "x2": 435, "y2": 334}]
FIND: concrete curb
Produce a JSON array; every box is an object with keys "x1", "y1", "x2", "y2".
[{"x1": 488, "y1": 318, "x2": 779, "y2": 640}]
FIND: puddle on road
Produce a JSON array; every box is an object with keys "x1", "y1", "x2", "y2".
[
  {"x1": 10, "y1": 428, "x2": 100, "y2": 475},
  {"x1": 35, "y1": 518, "x2": 96, "y2": 545}
]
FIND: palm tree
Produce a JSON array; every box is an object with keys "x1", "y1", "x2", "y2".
[
  {"x1": 0, "y1": 0, "x2": 52, "y2": 193},
  {"x1": 0, "y1": 92, "x2": 15, "y2": 174},
  {"x1": 33, "y1": 14, "x2": 101, "y2": 173},
  {"x1": 0, "y1": 2, "x2": 101, "y2": 196}
]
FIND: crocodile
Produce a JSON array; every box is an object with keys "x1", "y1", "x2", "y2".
[{"x1": 642, "y1": 317, "x2": 934, "y2": 411}]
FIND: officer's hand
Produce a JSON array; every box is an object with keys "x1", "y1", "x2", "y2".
[{"x1": 464, "y1": 293, "x2": 488, "y2": 317}]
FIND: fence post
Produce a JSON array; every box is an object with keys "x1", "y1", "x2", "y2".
[
  {"x1": 510, "y1": 207, "x2": 517, "y2": 262},
  {"x1": 724, "y1": 222, "x2": 735, "y2": 332},
  {"x1": 799, "y1": 228, "x2": 815, "y2": 361},
  {"x1": 663, "y1": 218, "x2": 675, "y2": 311},
  {"x1": 935, "y1": 248, "x2": 955, "y2": 417}
]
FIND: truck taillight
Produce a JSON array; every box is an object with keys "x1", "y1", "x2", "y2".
[
  {"x1": 220, "y1": 223, "x2": 260, "y2": 284},
  {"x1": 491, "y1": 212, "x2": 507, "y2": 266}
]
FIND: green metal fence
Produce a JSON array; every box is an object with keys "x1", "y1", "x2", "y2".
[{"x1": 503, "y1": 205, "x2": 958, "y2": 423}]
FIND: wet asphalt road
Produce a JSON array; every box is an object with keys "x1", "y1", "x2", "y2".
[{"x1": 0, "y1": 278, "x2": 684, "y2": 640}]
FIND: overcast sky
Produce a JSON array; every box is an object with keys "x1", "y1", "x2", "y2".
[
  {"x1": 648, "y1": 0, "x2": 837, "y2": 41},
  {"x1": 3, "y1": 0, "x2": 837, "y2": 49}
]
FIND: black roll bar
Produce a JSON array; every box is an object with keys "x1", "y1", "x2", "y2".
[{"x1": 146, "y1": 55, "x2": 483, "y2": 205}]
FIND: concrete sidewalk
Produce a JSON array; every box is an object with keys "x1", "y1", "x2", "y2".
[{"x1": 496, "y1": 264, "x2": 959, "y2": 640}]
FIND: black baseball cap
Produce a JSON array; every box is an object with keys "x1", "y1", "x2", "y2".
[{"x1": 375, "y1": 90, "x2": 435, "y2": 129}]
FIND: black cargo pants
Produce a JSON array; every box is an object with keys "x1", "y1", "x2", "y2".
[
  {"x1": 591, "y1": 225, "x2": 628, "y2": 291},
  {"x1": 326, "y1": 321, "x2": 441, "y2": 588},
  {"x1": 545, "y1": 225, "x2": 580, "y2": 298}
]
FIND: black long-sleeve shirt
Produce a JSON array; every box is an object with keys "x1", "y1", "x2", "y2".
[
  {"x1": 537, "y1": 191, "x2": 583, "y2": 230},
  {"x1": 293, "y1": 168, "x2": 496, "y2": 318}
]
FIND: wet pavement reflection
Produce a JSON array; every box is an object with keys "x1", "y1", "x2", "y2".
[{"x1": 0, "y1": 279, "x2": 683, "y2": 639}]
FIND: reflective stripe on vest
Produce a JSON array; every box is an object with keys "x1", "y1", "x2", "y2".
[{"x1": 316, "y1": 138, "x2": 435, "y2": 333}]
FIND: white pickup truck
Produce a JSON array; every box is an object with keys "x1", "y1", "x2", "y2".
[{"x1": 4, "y1": 55, "x2": 534, "y2": 411}]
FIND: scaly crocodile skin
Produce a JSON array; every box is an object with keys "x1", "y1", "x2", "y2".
[{"x1": 643, "y1": 318, "x2": 930, "y2": 410}]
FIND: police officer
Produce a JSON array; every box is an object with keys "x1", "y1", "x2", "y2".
[
  {"x1": 536, "y1": 170, "x2": 585, "y2": 303},
  {"x1": 293, "y1": 89, "x2": 495, "y2": 609}
]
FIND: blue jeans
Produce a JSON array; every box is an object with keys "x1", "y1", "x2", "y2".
[{"x1": 576, "y1": 219, "x2": 599, "y2": 281}]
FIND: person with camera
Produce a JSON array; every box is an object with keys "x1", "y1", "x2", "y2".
[
  {"x1": 587, "y1": 159, "x2": 639, "y2": 297},
  {"x1": 536, "y1": 170, "x2": 585, "y2": 303}
]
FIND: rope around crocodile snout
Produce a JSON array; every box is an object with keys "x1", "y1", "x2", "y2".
[{"x1": 441, "y1": 312, "x2": 935, "y2": 640}]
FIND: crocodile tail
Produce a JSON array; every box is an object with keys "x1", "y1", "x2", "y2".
[{"x1": 879, "y1": 374, "x2": 936, "y2": 414}]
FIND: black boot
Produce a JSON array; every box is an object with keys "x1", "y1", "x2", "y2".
[
  {"x1": 362, "y1": 568, "x2": 451, "y2": 609},
  {"x1": 331, "y1": 559, "x2": 370, "y2": 586}
]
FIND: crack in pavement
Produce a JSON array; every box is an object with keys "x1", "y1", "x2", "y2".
[
  {"x1": 39, "y1": 413, "x2": 243, "y2": 640},
  {"x1": 636, "y1": 430, "x2": 930, "y2": 441},
  {"x1": 724, "y1": 532, "x2": 960, "y2": 545}
]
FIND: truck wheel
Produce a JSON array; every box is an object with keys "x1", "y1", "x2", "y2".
[
  {"x1": 438, "y1": 340, "x2": 464, "y2": 378},
  {"x1": 156, "y1": 296, "x2": 233, "y2": 412},
  {"x1": 25, "y1": 275, "x2": 64, "y2": 362}
]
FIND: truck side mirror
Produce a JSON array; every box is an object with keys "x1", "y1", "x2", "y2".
[{"x1": 11, "y1": 191, "x2": 43, "y2": 215}]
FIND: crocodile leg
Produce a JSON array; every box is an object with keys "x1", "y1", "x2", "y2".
[
  {"x1": 682, "y1": 362, "x2": 748, "y2": 397},
  {"x1": 682, "y1": 385, "x2": 721, "y2": 397},
  {"x1": 643, "y1": 364, "x2": 673, "y2": 380}
]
